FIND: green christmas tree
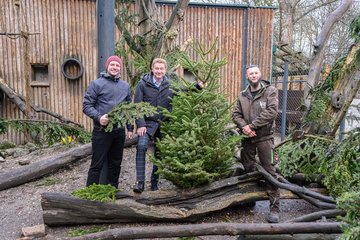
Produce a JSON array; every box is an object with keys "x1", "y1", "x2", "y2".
[{"x1": 152, "y1": 40, "x2": 243, "y2": 189}]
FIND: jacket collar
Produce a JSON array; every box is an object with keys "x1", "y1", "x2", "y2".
[
  {"x1": 241, "y1": 80, "x2": 268, "y2": 97},
  {"x1": 142, "y1": 73, "x2": 170, "y2": 87},
  {"x1": 100, "y1": 71, "x2": 121, "y2": 82}
]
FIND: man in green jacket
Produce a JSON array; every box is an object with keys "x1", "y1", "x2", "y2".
[{"x1": 232, "y1": 65, "x2": 280, "y2": 223}]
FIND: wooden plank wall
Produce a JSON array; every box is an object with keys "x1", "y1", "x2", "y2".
[
  {"x1": 0, "y1": 0, "x2": 97, "y2": 143},
  {"x1": 0, "y1": 0, "x2": 274, "y2": 143},
  {"x1": 155, "y1": 4, "x2": 274, "y2": 102}
]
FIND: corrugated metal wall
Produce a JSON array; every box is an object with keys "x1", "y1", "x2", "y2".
[{"x1": 0, "y1": 0, "x2": 274, "y2": 143}]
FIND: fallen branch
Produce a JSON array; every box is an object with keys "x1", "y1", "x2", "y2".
[
  {"x1": 238, "y1": 234, "x2": 340, "y2": 240},
  {"x1": 0, "y1": 77, "x2": 82, "y2": 127},
  {"x1": 286, "y1": 209, "x2": 346, "y2": 223},
  {"x1": 0, "y1": 144, "x2": 91, "y2": 191},
  {"x1": 279, "y1": 176, "x2": 336, "y2": 209},
  {"x1": 63, "y1": 222, "x2": 343, "y2": 240},
  {"x1": 256, "y1": 164, "x2": 336, "y2": 204}
]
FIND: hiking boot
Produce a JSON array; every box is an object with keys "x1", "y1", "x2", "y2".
[
  {"x1": 133, "y1": 181, "x2": 144, "y2": 193},
  {"x1": 150, "y1": 181, "x2": 158, "y2": 191},
  {"x1": 266, "y1": 211, "x2": 279, "y2": 223}
]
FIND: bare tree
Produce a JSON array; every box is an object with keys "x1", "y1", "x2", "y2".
[
  {"x1": 304, "y1": 0, "x2": 353, "y2": 106},
  {"x1": 114, "y1": 0, "x2": 190, "y2": 87}
]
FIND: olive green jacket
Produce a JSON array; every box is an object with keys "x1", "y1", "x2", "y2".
[{"x1": 232, "y1": 80, "x2": 278, "y2": 142}]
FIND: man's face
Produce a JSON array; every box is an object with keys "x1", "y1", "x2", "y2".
[
  {"x1": 107, "y1": 61, "x2": 121, "y2": 77},
  {"x1": 246, "y1": 67, "x2": 262, "y2": 88},
  {"x1": 152, "y1": 62, "x2": 166, "y2": 81}
]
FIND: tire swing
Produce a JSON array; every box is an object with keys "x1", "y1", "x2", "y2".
[{"x1": 61, "y1": 58, "x2": 84, "y2": 80}]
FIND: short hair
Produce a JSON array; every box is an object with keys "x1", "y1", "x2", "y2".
[
  {"x1": 246, "y1": 64, "x2": 259, "y2": 70},
  {"x1": 152, "y1": 58, "x2": 167, "y2": 69}
]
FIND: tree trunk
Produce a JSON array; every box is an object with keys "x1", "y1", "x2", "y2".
[
  {"x1": 62, "y1": 222, "x2": 343, "y2": 240},
  {"x1": 237, "y1": 234, "x2": 340, "y2": 240},
  {"x1": 0, "y1": 138, "x2": 136, "y2": 191},
  {"x1": 278, "y1": 0, "x2": 294, "y2": 46},
  {"x1": 329, "y1": 42, "x2": 360, "y2": 136},
  {"x1": 41, "y1": 175, "x2": 328, "y2": 226},
  {"x1": 304, "y1": 0, "x2": 353, "y2": 106},
  {"x1": 0, "y1": 144, "x2": 92, "y2": 191},
  {"x1": 286, "y1": 209, "x2": 345, "y2": 223},
  {"x1": 0, "y1": 78, "x2": 82, "y2": 127}
]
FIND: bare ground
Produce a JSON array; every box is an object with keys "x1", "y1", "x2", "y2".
[{"x1": 0, "y1": 143, "x2": 320, "y2": 240}]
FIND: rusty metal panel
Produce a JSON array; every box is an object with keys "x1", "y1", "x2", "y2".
[{"x1": 0, "y1": 1, "x2": 274, "y2": 144}]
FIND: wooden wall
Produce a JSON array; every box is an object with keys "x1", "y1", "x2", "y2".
[{"x1": 0, "y1": 0, "x2": 275, "y2": 143}]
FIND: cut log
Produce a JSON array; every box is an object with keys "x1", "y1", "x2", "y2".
[
  {"x1": 0, "y1": 144, "x2": 92, "y2": 191},
  {"x1": 286, "y1": 209, "x2": 346, "y2": 223},
  {"x1": 279, "y1": 176, "x2": 336, "y2": 209},
  {"x1": 62, "y1": 222, "x2": 343, "y2": 240},
  {"x1": 238, "y1": 234, "x2": 340, "y2": 240},
  {"x1": 0, "y1": 77, "x2": 82, "y2": 127},
  {"x1": 41, "y1": 175, "x2": 328, "y2": 226},
  {"x1": 0, "y1": 136, "x2": 136, "y2": 191},
  {"x1": 256, "y1": 164, "x2": 336, "y2": 204}
]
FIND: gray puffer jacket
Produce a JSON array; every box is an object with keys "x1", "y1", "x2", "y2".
[{"x1": 83, "y1": 72, "x2": 133, "y2": 131}]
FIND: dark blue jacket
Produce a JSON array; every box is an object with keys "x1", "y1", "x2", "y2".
[
  {"x1": 83, "y1": 72, "x2": 133, "y2": 132},
  {"x1": 134, "y1": 73, "x2": 174, "y2": 136}
]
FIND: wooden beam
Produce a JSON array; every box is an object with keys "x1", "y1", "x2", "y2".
[{"x1": 62, "y1": 222, "x2": 343, "y2": 240}]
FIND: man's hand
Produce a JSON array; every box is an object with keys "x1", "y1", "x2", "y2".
[
  {"x1": 99, "y1": 114, "x2": 109, "y2": 126},
  {"x1": 127, "y1": 131, "x2": 134, "y2": 139},
  {"x1": 242, "y1": 125, "x2": 257, "y2": 137},
  {"x1": 137, "y1": 127, "x2": 147, "y2": 136},
  {"x1": 197, "y1": 81, "x2": 205, "y2": 89}
]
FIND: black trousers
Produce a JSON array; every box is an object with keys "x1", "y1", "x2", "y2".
[{"x1": 86, "y1": 127, "x2": 125, "y2": 188}]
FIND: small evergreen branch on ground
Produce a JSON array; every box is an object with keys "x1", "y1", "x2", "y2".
[{"x1": 71, "y1": 184, "x2": 118, "y2": 202}]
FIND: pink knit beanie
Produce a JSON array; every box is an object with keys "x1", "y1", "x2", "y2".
[{"x1": 105, "y1": 55, "x2": 122, "y2": 70}]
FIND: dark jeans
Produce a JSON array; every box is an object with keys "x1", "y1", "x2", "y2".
[
  {"x1": 241, "y1": 137, "x2": 280, "y2": 211},
  {"x1": 86, "y1": 127, "x2": 125, "y2": 188},
  {"x1": 135, "y1": 127, "x2": 161, "y2": 184}
]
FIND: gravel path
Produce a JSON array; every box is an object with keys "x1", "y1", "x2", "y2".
[{"x1": 0, "y1": 144, "x2": 320, "y2": 240}]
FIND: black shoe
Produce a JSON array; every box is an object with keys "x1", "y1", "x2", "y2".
[
  {"x1": 150, "y1": 182, "x2": 158, "y2": 191},
  {"x1": 133, "y1": 181, "x2": 144, "y2": 193},
  {"x1": 242, "y1": 201, "x2": 256, "y2": 208}
]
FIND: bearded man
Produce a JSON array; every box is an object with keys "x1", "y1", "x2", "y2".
[{"x1": 232, "y1": 65, "x2": 280, "y2": 223}]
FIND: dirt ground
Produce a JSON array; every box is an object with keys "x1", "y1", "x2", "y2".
[{"x1": 0, "y1": 143, "x2": 321, "y2": 240}]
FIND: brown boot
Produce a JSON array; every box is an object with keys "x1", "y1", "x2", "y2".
[{"x1": 266, "y1": 210, "x2": 279, "y2": 223}]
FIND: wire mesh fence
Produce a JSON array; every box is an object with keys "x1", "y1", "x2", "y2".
[
  {"x1": 271, "y1": 62, "x2": 360, "y2": 141},
  {"x1": 271, "y1": 62, "x2": 308, "y2": 141}
]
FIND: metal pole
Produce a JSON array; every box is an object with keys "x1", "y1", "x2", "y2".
[
  {"x1": 339, "y1": 117, "x2": 345, "y2": 141},
  {"x1": 241, "y1": 7, "x2": 248, "y2": 90},
  {"x1": 96, "y1": 0, "x2": 115, "y2": 184},
  {"x1": 97, "y1": 0, "x2": 115, "y2": 76},
  {"x1": 281, "y1": 62, "x2": 289, "y2": 141}
]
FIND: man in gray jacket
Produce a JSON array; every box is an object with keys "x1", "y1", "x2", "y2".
[
  {"x1": 232, "y1": 65, "x2": 280, "y2": 223},
  {"x1": 83, "y1": 55, "x2": 133, "y2": 188}
]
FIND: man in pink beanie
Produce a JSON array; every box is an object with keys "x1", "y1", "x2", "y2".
[
  {"x1": 83, "y1": 55, "x2": 133, "y2": 188},
  {"x1": 105, "y1": 55, "x2": 122, "y2": 74}
]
